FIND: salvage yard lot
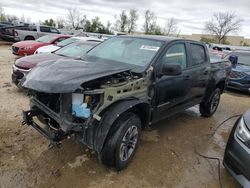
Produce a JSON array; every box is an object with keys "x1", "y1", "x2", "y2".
[{"x1": 0, "y1": 44, "x2": 249, "y2": 188}]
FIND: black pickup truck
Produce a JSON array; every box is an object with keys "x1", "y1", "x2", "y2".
[{"x1": 22, "y1": 36, "x2": 229, "y2": 170}]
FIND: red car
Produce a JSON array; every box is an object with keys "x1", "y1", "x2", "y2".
[{"x1": 11, "y1": 34, "x2": 71, "y2": 56}]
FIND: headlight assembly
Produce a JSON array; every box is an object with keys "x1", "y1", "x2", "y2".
[
  {"x1": 24, "y1": 46, "x2": 32, "y2": 50},
  {"x1": 236, "y1": 117, "x2": 250, "y2": 143}
]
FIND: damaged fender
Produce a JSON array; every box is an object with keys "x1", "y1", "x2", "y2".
[{"x1": 93, "y1": 99, "x2": 150, "y2": 152}]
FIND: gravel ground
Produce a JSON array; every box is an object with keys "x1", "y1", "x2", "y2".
[{"x1": 0, "y1": 44, "x2": 249, "y2": 188}]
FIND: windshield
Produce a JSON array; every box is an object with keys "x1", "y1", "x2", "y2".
[
  {"x1": 36, "y1": 35, "x2": 55, "y2": 43},
  {"x1": 226, "y1": 52, "x2": 250, "y2": 66},
  {"x1": 54, "y1": 42, "x2": 97, "y2": 58},
  {"x1": 87, "y1": 37, "x2": 163, "y2": 67},
  {"x1": 57, "y1": 37, "x2": 79, "y2": 47}
]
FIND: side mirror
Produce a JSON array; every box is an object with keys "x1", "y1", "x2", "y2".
[
  {"x1": 229, "y1": 55, "x2": 238, "y2": 68},
  {"x1": 162, "y1": 64, "x2": 182, "y2": 76}
]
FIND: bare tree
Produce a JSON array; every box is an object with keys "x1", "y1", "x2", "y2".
[
  {"x1": 114, "y1": 10, "x2": 129, "y2": 32},
  {"x1": 5, "y1": 15, "x2": 18, "y2": 22},
  {"x1": 165, "y1": 17, "x2": 178, "y2": 36},
  {"x1": 66, "y1": 8, "x2": 82, "y2": 29},
  {"x1": 205, "y1": 12, "x2": 242, "y2": 44},
  {"x1": 143, "y1": 10, "x2": 157, "y2": 34},
  {"x1": 127, "y1": 9, "x2": 139, "y2": 33},
  {"x1": 0, "y1": 7, "x2": 5, "y2": 22},
  {"x1": 56, "y1": 17, "x2": 65, "y2": 29}
]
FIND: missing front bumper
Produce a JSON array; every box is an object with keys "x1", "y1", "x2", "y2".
[{"x1": 22, "y1": 110, "x2": 68, "y2": 149}]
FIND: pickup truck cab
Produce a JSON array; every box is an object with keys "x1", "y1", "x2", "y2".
[
  {"x1": 14, "y1": 25, "x2": 60, "y2": 41},
  {"x1": 22, "y1": 36, "x2": 227, "y2": 170}
]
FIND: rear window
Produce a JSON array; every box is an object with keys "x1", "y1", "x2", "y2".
[
  {"x1": 190, "y1": 44, "x2": 206, "y2": 65},
  {"x1": 57, "y1": 37, "x2": 79, "y2": 47},
  {"x1": 54, "y1": 42, "x2": 98, "y2": 58}
]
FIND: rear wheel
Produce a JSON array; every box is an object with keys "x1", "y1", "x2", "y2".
[
  {"x1": 101, "y1": 112, "x2": 141, "y2": 170},
  {"x1": 200, "y1": 88, "x2": 221, "y2": 117}
]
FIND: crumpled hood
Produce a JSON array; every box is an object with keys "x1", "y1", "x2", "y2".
[
  {"x1": 22, "y1": 59, "x2": 131, "y2": 93},
  {"x1": 243, "y1": 109, "x2": 250, "y2": 131}
]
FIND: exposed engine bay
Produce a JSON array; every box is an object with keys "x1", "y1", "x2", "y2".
[{"x1": 23, "y1": 69, "x2": 152, "y2": 149}]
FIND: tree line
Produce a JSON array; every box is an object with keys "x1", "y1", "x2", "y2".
[
  {"x1": 0, "y1": 6, "x2": 243, "y2": 44},
  {"x1": 63, "y1": 8, "x2": 180, "y2": 36}
]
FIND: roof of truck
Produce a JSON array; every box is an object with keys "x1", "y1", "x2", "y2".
[{"x1": 118, "y1": 35, "x2": 181, "y2": 42}]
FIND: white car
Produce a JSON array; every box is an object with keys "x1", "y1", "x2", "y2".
[{"x1": 35, "y1": 37, "x2": 103, "y2": 54}]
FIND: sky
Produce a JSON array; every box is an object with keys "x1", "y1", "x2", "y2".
[{"x1": 1, "y1": 0, "x2": 250, "y2": 38}]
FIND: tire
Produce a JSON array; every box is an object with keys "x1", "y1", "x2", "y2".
[
  {"x1": 24, "y1": 36, "x2": 35, "y2": 40},
  {"x1": 200, "y1": 88, "x2": 221, "y2": 117},
  {"x1": 101, "y1": 112, "x2": 141, "y2": 170}
]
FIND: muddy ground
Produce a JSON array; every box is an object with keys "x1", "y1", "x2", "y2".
[{"x1": 0, "y1": 44, "x2": 249, "y2": 188}]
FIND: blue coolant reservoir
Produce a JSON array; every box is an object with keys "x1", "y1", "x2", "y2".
[{"x1": 72, "y1": 94, "x2": 91, "y2": 118}]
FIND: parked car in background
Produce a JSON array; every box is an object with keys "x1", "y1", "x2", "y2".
[
  {"x1": 224, "y1": 108, "x2": 250, "y2": 188},
  {"x1": 11, "y1": 34, "x2": 71, "y2": 56},
  {"x1": 35, "y1": 37, "x2": 103, "y2": 54},
  {"x1": 21, "y1": 36, "x2": 228, "y2": 170},
  {"x1": 14, "y1": 24, "x2": 60, "y2": 41},
  {"x1": 225, "y1": 51, "x2": 250, "y2": 93},
  {"x1": 0, "y1": 24, "x2": 61, "y2": 42},
  {"x1": 0, "y1": 23, "x2": 28, "y2": 41},
  {"x1": 12, "y1": 40, "x2": 101, "y2": 87}
]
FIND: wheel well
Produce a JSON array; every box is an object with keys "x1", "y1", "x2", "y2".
[
  {"x1": 216, "y1": 80, "x2": 226, "y2": 93},
  {"x1": 24, "y1": 36, "x2": 35, "y2": 40},
  {"x1": 128, "y1": 103, "x2": 150, "y2": 129},
  {"x1": 96, "y1": 101, "x2": 150, "y2": 152}
]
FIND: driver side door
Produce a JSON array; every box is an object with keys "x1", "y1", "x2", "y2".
[{"x1": 153, "y1": 42, "x2": 193, "y2": 122}]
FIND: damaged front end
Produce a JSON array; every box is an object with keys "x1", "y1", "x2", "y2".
[{"x1": 22, "y1": 68, "x2": 151, "y2": 150}]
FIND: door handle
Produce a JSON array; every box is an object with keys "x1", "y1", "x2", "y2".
[
  {"x1": 204, "y1": 70, "x2": 209, "y2": 75},
  {"x1": 184, "y1": 75, "x2": 191, "y2": 80}
]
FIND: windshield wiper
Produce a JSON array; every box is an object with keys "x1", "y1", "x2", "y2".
[
  {"x1": 56, "y1": 53, "x2": 66, "y2": 57},
  {"x1": 237, "y1": 62, "x2": 247, "y2": 65}
]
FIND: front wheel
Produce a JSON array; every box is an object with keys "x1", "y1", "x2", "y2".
[
  {"x1": 200, "y1": 88, "x2": 221, "y2": 117},
  {"x1": 101, "y1": 112, "x2": 141, "y2": 171}
]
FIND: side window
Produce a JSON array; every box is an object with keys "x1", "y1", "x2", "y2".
[
  {"x1": 29, "y1": 26, "x2": 37, "y2": 31},
  {"x1": 50, "y1": 28, "x2": 59, "y2": 33},
  {"x1": 40, "y1": 27, "x2": 51, "y2": 33},
  {"x1": 161, "y1": 43, "x2": 187, "y2": 69},
  {"x1": 190, "y1": 44, "x2": 206, "y2": 66}
]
